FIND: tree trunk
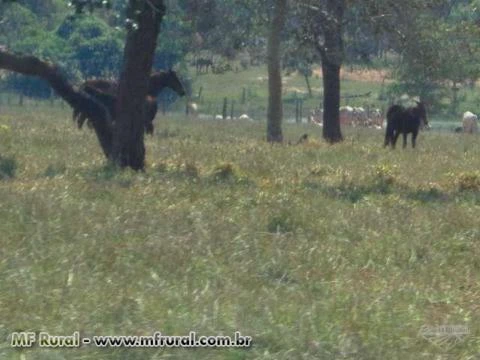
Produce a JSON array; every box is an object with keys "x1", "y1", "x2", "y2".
[
  {"x1": 318, "y1": 0, "x2": 345, "y2": 143},
  {"x1": 321, "y1": 60, "x2": 343, "y2": 143},
  {"x1": 266, "y1": 0, "x2": 287, "y2": 143},
  {"x1": 304, "y1": 73, "x2": 313, "y2": 98},
  {"x1": 113, "y1": 0, "x2": 166, "y2": 170}
]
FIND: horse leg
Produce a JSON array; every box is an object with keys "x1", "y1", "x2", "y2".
[
  {"x1": 384, "y1": 131, "x2": 391, "y2": 147},
  {"x1": 412, "y1": 130, "x2": 418, "y2": 148},
  {"x1": 392, "y1": 131, "x2": 401, "y2": 149},
  {"x1": 403, "y1": 132, "x2": 408, "y2": 148}
]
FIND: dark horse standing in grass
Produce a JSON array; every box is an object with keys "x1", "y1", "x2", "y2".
[
  {"x1": 73, "y1": 70, "x2": 186, "y2": 134},
  {"x1": 384, "y1": 102, "x2": 428, "y2": 149}
]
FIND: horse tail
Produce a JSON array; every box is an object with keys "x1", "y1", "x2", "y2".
[
  {"x1": 384, "y1": 119, "x2": 395, "y2": 147},
  {"x1": 384, "y1": 106, "x2": 401, "y2": 147},
  {"x1": 73, "y1": 108, "x2": 80, "y2": 122}
]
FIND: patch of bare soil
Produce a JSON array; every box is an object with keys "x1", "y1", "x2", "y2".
[{"x1": 313, "y1": 67, "x2": 392, "y2": 83}]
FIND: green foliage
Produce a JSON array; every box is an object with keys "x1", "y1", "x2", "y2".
[
  {"x1": 68, "y1": 0, "x2": 112, "y2": 14},
  {"x1": 5, "y1": 30, "x2": 75, "y2": 97},
  {"x1": 385, "y1": 2, "x2": 480, "y2": 110},
  {"x1": 0, "y1": 2, "x2": 40, "y2": 45},
  {"x1": 56, "y1": 14, "x2": 112, "y2": 39},
  {"x1": 154, "y1": 4, "x2": 192, "y2": 70},
  {"x1": 56, "y1": 15, "x2": 124, "y2": 78},
  {"x1": 70, "y1": 32, "x2": 123, "y2": 78}
]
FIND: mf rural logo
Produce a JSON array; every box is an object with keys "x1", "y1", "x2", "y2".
[{"x1": 419, "y1": 325, "x2": 470, "y2": 350}]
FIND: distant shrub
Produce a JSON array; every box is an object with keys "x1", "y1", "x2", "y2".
[
  {"x1": 372, "y1": 164, "x2": 396, "y2": 193},
  {"x1": 309, "y1": 165, "x2": 333, "y2": 177},
  {"x1": 456, "y1": 171, "x2": 480, "y2": 191},
  {"x1": 181, "y1": 162, "x2": 199, "y2": 179},
  {"x1": 0, "y1": 155, "x2": 17, "y2": 180},
  {"x1": 154, "y1": 161, "x2": 199, "y2": 180},
  {"x1": 155, "y1": 162, "x2": 169, "y2": 173},
  {"x1": 43, "y1": 163, "x2": 66, "y2": 178},
  {"x1": 211, "y1": 163, "x2": 236, "y2": 181},
  {"x1": 267, "y1": 212, "x2": 297, "y2": 234}
]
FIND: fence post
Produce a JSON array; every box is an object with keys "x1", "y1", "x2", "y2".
[
  {"x1": 300, "y1": 100, "x2": 303, "y2": 123},
  {"x1": 295, "y1": 99, "x2": 299, "y2": 123},
  {"x1": 222, "y1": 97, "x2": 228, "y2": 120},
  {"x1": 230, "y1": 99, "x2": 235, "y2": 120}
]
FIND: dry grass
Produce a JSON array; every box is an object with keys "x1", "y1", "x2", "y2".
[{"x1": 0, "y1": 104, "x2": 479, "y2": 359}]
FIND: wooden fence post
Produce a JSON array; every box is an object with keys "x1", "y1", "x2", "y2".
[
  {"x1": 230, "y1": 99, "x2": 235, "y2": 120},
  {"x1": 222, "y1": 97, "x2": 228, "y2": 120}
]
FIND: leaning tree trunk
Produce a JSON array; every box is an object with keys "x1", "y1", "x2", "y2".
[
  {"x1": 113, "y1": 0, "x2": 166, "y2": 170},
  {"x1": 318, "y1": 0, "x2": 345, "y2": 143},
  {"x1": 0, "y1": 50, "x2": 114, "y2": 156},
  {"x1": 266, "y1": 0, "x2": 287, "y2": 143}
]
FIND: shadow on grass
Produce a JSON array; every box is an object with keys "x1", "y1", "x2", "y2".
[
  {"x1": 0, "y1": 154, "x2": 17, "y2": 180},
  {"x1": 304, "y1": 180, "x2": 392, "y2": 203},
  {"x1": 304, "y1": 180, "x2": 452, "y2": 204},
  {"x1": 82, "y1": 163, "x2": 134, "y2": 188}
]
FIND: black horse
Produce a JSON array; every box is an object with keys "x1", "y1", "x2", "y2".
[
  {"x1": 384, "y1": 102, "x2": 428, "y2": 149},
  {"x1": 73, "y1": 70, "x2": 186, "y2": 134}
]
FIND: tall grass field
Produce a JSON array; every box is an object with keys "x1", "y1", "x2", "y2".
[{"x1": 0, "y1": 74, "x2": 480, "y2": 359}]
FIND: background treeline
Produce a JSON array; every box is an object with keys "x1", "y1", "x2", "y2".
[{"x1": 1, "y1": 0, "x2": 480, "y2": 115}]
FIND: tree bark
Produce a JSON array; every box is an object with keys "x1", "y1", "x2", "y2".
[
  {"x1": 266, "y1": 0, "x2": 287, "y2": 143},
  {"x1": 321, "y1": 59, "x2": 343, "y2": 143},
  {"x1": 113, "y1": 0, "x2": 166, "y2": 170},
  {"x1": 318, "y1": 0, "x2": 345, "y2": 143}
]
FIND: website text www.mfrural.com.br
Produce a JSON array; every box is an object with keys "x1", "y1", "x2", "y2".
[{"x1": 10, "y1": 331, "x2": 252, "y2": 349}]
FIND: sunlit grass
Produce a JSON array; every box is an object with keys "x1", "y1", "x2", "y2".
[{"x1": 0, "y1": 102, "x2": 479, "y2": 359}]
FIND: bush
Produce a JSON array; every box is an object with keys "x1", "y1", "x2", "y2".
[{"x1": 456, "y1": 171, "x2": 480, "y2": 191}]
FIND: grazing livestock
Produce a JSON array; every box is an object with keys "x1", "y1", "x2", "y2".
[
  {"x1": 352, "y1": 107, "x2": 368, "y2": 126},
  {"x1": 238, "y1": 114, "x2": 253, "y2": 122},
  {"x1": 462, "y1": 111, "x2": 478, "y2": 134},
  {"x1": 309, "y1": 107, "x2": 323, "y2": 125},
  {"x1": 339, "y1": 106, "x2": 354, "y2": 126},
  {"x1": 370, "y1": 108, "x2": 383, "y2": 128},
  {"x1": 384, "y1": 102, "x2": 428, "y2": 149},
  {"x1": 195, "y1": 58, "x2": 213, "y2": 74},
  {"x1": 187, "y1": 102, "x2": 199, "y2": 118},
  {"x1": 339, "y1": 106, "x2": 372, "y2": 127},
  {"x1": 73, "y1": 70, "x2": 185, "y2": 134}
]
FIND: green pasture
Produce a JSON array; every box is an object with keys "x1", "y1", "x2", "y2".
[{"x1": 0, "y1": 102, "x2": 479, "y2": 359}]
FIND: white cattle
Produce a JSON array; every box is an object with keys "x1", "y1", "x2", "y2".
[
  {"x1": 339, "y1": 106, "x2": 354, "y2": 126},
  {"x1": 462, "y1": 111, "x2": 478, "y2": 134},
  {"x1": 309, "y1": 108, "x2": 323, "y2": 125},
  {"x1": 239, "y1": 114, "x2": 253, "y2": 122},
  {"x1": 370, "y1": 108, "x2": 383, "y2": 128},
  {"x1": 352, "y1": 107, "x2": 368, "y2": 126},
  {"x1": 187, "y1": 102, "x2": 199, "y2": 118}
]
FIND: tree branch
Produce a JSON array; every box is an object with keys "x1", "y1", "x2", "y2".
[{"x1": 0, "y1": 49, "x2": 115, "y2": 157}]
